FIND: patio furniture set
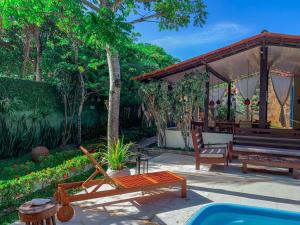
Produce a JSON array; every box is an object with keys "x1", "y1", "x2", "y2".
[{"x1": 191, "y1": 122, "x2": 300, "y2": 179}]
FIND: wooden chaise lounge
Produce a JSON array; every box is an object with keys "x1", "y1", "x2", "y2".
[{"x1": 55, "y1": 146, "x2": 187, "y2": 222}]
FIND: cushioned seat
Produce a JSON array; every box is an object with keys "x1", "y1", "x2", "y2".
[
  {"x1": 192, "y1": 125, "x2": 231, "y2": 170},
  {"x1": 233, "y1": 145, "x2": 300, "y2": 157},
  {"x1": 200, "y1": 147, "x2": 227, "y2": 158}
]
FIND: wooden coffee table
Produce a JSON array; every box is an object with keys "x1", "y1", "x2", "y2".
[{"x1": 18, "y1": 200, "x2": 58, "y2": 225}]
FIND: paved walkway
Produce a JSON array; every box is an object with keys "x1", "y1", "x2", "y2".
[{"x1": 12, "y1": 153, "x2": 300, "y2": 225}]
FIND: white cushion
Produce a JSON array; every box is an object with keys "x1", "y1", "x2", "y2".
[{"x1": 200, "y1": 148, "x2": 226, "y2": 158}]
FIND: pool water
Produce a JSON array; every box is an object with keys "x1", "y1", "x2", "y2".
[
  {"x1": 200, "y1": 211, "x2": 299, "y2": 225},
  {"x1": 186, "y1": 204, "x2": 300, "y2": 225}
]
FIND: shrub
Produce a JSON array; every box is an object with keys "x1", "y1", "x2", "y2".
[{"x1": 0, "y1": 152, "x2": 100, "y2": 210}]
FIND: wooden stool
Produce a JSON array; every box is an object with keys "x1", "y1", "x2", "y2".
[{"x1": 18, "y1": 200, "x2": 58, "y2": 225}]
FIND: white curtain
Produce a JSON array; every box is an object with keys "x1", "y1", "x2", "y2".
[
  {"x1": 209, "y1": 86, "x2": 226, "y2": 119},
  {"x1": 209, "y1": 86, "x2": 226, "y2": 103},
  {"x1": 271, "y1": 74, "x2": 293, "y2": 127},
  {"x1": 236, "y1": 75, "x2": 259, "y2": 121}
]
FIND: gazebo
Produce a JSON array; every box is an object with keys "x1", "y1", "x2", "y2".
[{"x1": 133, "y1": 31, "x2": 300, "y2": 130}]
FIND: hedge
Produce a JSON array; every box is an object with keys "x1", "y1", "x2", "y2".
[
  {"x1": 0, "y1": 152, "x2": 101, "y2": 210},
  {"x1": 0, "y1": 77, "x2": 107, "y2": 158}
]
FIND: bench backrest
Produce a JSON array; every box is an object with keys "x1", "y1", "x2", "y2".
[{"x1": 233, "y1": 128, "x2": 300, "y2": 150}]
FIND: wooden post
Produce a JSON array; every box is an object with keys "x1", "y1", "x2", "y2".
[
  {"x1": 227, "y1": 82, "x2": 231, "y2": 121},
  {"x1": 259, "y1": 45, "x2": 269, "y2": 128},
  {"x1": 204, "y1": 67, "x2": 209, "y2": 131}
]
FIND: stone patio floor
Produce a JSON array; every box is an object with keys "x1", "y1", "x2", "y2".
[{"x1": 13, "y1": 153, "x2": 300, "y2": 225}]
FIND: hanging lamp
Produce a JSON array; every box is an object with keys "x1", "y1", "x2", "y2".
[{"x1": 244, "y1": 60, "x2": 251, "y2": 106}]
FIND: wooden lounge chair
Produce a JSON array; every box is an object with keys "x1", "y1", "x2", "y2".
[
  {"x1": 55, "y1": 146, "x2": 187, "y2": 222},
  {"x1": 191, "y1": 127, "x2": 231, "y2": 170}
]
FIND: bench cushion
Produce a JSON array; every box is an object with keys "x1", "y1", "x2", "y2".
[
  {"x1": 200, "y1": 147, "x2": 226, "y2": 158},
  {"x1": 233, "y1": 145, "x2": 300, "y2": 157},
  {"x1": 239, "y1": 155, "x2": 300, "y2": 164}
]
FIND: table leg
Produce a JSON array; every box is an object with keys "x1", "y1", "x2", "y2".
[
  {"x1": 51, "y1": 216, "x2": 56, "y2": 225},
  {"x1": 292, "y1": 168, "x2": 299, "y2": 179},
  {"x1": 242, "y1": 162, "x2": 247, "y2": 173},
  {"x1": 46, "y1": 218, "x2": 52, "y2": 225},
  {"x1": 146, "y1": 159, "x2": 148, "y2": 173}
]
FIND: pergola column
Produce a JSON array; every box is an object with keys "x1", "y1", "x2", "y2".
[
  {"x1": 204, "y1": 81, "x2": 209, "y2": 131},
  {"x1": 204, "y1": 67, "x2": 209, "y2": 131},
  {"x1": 227, "y1": 82, "x2": 231, "y2": 121},
  {"x1": 259, "y1": 45, "x2": 269, "y2": 128}
]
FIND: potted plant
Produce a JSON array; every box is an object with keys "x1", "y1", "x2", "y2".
[{"x1": 103, "y1": 138, "x2": 134, "y2": 177}]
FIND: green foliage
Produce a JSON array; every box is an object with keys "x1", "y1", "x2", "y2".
[
  {"x1": 170, "y1": 72, "x2": 208, "y2": 149},
  {"x1": 152, "y1": 0, "x2": 207, "y2": 30},
  {"x1": 0, "y1": 150, "x2": 101, "y2": 210},
  {"x1": 0, "y1": 77, "x2": 61, "y2": 112},
  {"x1": 0, "y1": 168, "x2": 96, "y2": 225},
  {"x1": 0, "y1": 115, "x2": 63, "y2": 158},
  {"x1": 140, "y1": 72, "x2": 208, "y2": 149},
  {"x1": 0, "y1": 77, "x2": 107, "y2": 158},
  {"x1": 0, "y1": 148, "x2": 84, "y2": 181},
  {"x1": 103, "y1": 138, "x2": 133, "y2": 170},
  {"x1": 139, "y1": 81, "x2": 171, "y2": 147}
]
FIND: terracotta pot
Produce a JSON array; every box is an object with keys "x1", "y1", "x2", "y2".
[
  {"x1": 106, "y1": 167, "x2": 131, "y2": 178},
  {"x1": 32, "y1": 146, "x2": 49, "y2": 162}
]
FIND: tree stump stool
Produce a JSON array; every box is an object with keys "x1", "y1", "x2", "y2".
[{"x1": 18, "y1": 200, "x2": 58, "y2": 225}]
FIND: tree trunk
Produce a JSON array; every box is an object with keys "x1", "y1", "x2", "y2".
[
  {"x1": 22, "y1": 26, "x2": 31, "y2": 76},
  {"x1": 62, "y1": 94, "x2": 68, "y2": 145},
  {"x1": 77, "y1": 72, "x2": 85, "y2": 146},
  {"x1": 74, "y1": 42, "x2": 86, "y2": 146},
  {"x1": 106, "y1": 46, "x2": 121, "y2": 146},
  {"x1": 34, "y1": 27, "x2": 42, "y2": 81}
]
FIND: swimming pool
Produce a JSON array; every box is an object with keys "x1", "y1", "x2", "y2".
[{"x1": 186, "y1": 203, "x2": 300, "y2": 225}]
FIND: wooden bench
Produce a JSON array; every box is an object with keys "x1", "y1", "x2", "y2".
[
  {"x1": 232, "y1": 128, "x2": 300, "y2": 177},
  {"x1": 239, "y1": 155, "x2": 300, "y2": 179},
  {"x1": 233, "y1": 128, "x2": 300, "y2": 150},
  {"x1": 232, "y1": 128, "x2": 300, "y2": 158}
]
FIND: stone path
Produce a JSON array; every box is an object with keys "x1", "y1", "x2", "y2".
[{"x1": 12, "y1": 153, "x2": 300, "y2": 225}]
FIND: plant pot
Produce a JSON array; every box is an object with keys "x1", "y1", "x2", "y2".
[
  {"x1": 32, "y1": 146, "x2": 49, "y2": 162},
  {"x1": 106, "y1": 167, "x2": 131, "y2": 178}
]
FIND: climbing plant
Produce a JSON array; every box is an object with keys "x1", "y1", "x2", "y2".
[
  {"x1": 140, "y1": 71, "x2": 208, "y2": 150},
  {"x1": 170, "y1": 72, "x2": 208, "y2": 150},
  {"x1": 139, "y1": 81, "x2": 171, "y2": 147}
]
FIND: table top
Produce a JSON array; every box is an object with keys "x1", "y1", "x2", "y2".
[{"x1": 19, "y1": 200, "x2": 57, "y2": 215}]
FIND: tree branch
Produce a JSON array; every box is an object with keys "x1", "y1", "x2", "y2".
[
  {"x1": 0, "y1": 40, "x2": 13, "y2": 47},
  {"x1": 128, "y1": 13, "x2": 160, "y2": 24},
  {"x1": 112, "y1": 0, "x2": 123, "y2": 12},
  {"x1": 81, "y1": 0, "x2": 100, "y2": 12}
]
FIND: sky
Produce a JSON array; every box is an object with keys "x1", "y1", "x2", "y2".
[{"x1": 133, "y1": 0, "x2": 300, "y2": 61}]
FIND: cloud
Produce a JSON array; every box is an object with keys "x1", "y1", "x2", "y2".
[{"x1": 149, "y1": 22, "x2": 251, "y2": 48}]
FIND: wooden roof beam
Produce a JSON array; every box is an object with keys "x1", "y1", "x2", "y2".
[{"x1": 203, "y1": 62, "x2": 230, "y2": 83}]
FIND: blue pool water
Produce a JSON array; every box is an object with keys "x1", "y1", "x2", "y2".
[{"x1": 186, "y1": 204, "x2": 300, "y2": 225}]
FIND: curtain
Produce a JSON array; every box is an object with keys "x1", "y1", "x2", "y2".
[
  {"x1": 271, "y1": 74, "x2": 293, "y2": 127},
  {"x1": 236, "y1": 75, "x2": 259, "y2": 120},
  {"x1": 209, "y1": 86, "x2": 226, "y2": 103},
  {"x1": 236, "y1": 75, "x2": 259, "y2": 100},
  {"x1": 209, "y1": 86, "x2": 226, "y2": 119}
]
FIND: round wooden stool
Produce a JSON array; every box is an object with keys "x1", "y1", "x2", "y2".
[{"x1": 18, "y1": 200, "x2": 58, "y2": 225}]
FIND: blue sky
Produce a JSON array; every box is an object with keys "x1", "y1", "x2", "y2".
[{"x1": 134, "y1": 0, "x2": 300, "y2": 60}]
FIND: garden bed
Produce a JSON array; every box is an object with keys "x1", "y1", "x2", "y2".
[{"x1": 0, "y1": 142, "x2": 104, "y2": 225}]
